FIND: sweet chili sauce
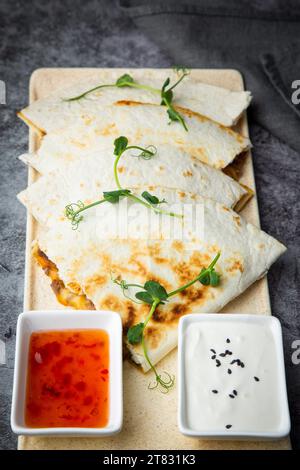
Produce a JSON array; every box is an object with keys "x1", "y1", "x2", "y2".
[{"x1": 25, "y1": 329, "x2": 109, "y2": 428}]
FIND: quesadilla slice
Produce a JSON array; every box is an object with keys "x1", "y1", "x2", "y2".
[
  {"x1": 18, "y1": 136, "x2": 249, "y2": 210},
  {"x1": 20, "y1": 187, "x2": 285, "y2": 372},
  {"x1": 18, "y1": 72, "x2": 252, "y2": 130},
  {"x1": 19, "y1": 101, "x2": 250, "y2": 169}
]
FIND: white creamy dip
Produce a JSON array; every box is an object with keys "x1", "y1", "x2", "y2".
[{"x1": 183, "y1": 317, "x2": 287, "y2": 434}]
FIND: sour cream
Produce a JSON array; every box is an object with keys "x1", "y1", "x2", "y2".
[{"x1": 180, "y1": 315, "x2": 290, "y2": 436}]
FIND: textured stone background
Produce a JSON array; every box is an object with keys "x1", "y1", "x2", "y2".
[{"x1": 0, "y1": 0, "x2": 299, "y2": 450}]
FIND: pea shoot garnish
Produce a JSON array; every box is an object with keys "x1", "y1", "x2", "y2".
[
  {"x1": 65, "y1": 136, "x2": 182, "y2": 228},
  {"x1": 111, "y1": 274, "x2": 144, "y2": 305},
  {"x1": 141, "y1": 191, "x2": 167, "y2": 206},
  {"x1": 113, "y1": 252, "x2": 221, "y2": 393},
  {"x1": 63, "y1": 70, "x2": 190, "y2": 131},
  {"x1": 65, "y1": 189, "x2": 131, "y2": 230},
  {"x1": 160, "y1": 76, "x2": 188, "y2": 131},
  {"x1": 112, "y1": 137, "x2": 182, "y2": 218}
]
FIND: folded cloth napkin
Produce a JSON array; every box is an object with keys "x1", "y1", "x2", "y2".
[{"x1": 119, "y1": 0, "x2": 300, "y2": 154}]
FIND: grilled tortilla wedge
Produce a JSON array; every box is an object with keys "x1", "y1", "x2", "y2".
[
  {"x1": 19, "y1": 72, "x2": 251, "y2": 129},
  {"x1": 19, "y1": 136, "x2": 250, "y2": 210},
  {"x1": 18, "y1": 100, "x2": 251, "y2": 169},
  {"x1": 19, "y1": 187, "x2": 285, "y2": 372}
]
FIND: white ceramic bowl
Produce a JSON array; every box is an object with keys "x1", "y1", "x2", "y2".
[
  {"x1": 178, "y1": 314, "x2": 291, "y2": 440},
  {"x1": 11, "y1": 310, "x2": 123, "y2": 436}
]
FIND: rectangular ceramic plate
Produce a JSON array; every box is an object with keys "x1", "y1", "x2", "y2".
[{"x1": 18, "y1": 68, "x2": 290, "y2": 450}]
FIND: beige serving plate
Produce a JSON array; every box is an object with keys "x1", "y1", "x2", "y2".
[{"x1": 18, "y1": 68, "x2": 290, "y2": 450}]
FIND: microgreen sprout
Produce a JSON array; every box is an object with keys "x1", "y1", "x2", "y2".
[
  {"x1": 65, "y1": 200, "x2": 107, "y2": 230},
  {"x1": 65, "y1": 190, "x2": 130, "y2": 229},
  {"x1": 111, "y1": 273, "x2": 144, "y2": 304},
  {"x1": 116, "y1": 252, "x2": 221, "y2": 392},
  {"x1": 63, "y1": 70, "x2": 190, "y2": 130},
  {"x1": 112, "y1": 136, "x2": 182, "y2": 218},
  {"x1": 65, "y1": 136, "x2": 182, "y2": 228}
]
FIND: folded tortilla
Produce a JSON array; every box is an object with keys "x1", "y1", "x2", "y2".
[
  {"x1": 19, "y1": 136, "x2": 249, "y2": 210},
  {"x1": 18, "y1": 101, "x2": 251, "y2": 170},
  {"x1": 19, "y1": 186, "x2": 286, "y2": 372},
  {"x1": 19, "y1": 72, "x2": 252, "y2": 129}
]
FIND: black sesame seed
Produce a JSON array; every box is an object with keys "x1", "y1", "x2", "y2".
[
  {"x1": 216, "y1": 360, "x2": 221, "y2": 367},
  {"x1": 210, "y1": 349, "x2": 216, "y2": 354},
  {"x1": 219, "y1": 353, "x2": 226, "y2": 357},
  {"x1": 229, "y1": 394, "x2": 235, "y2": 399},
  {"x1": 212, "y1": 390, "x2": 218, "y2": 394},
  {"x1": 254, "y1": 376, "x2": 260, "y2": 382},
  {"x1": 226, "y1": 424, "x2": 232, "y2": 429},
  {"x1": 230, "y1": 359, "x2": 238, "y2": 365},
  {"x1": 225, "y1": 350, "x2": 232, "y2": 355},
  {"x1": 240, "y1": 362, "x2": 245, "y2": 368},
  {"x1": 233, "y1": 390, "x2": 237, "y2": 396},
  {"x1": 226, "y1": 338, "x2": 230, "y2": 344},
  {"x1": 227, "y1": 368, "x2": 232, "y2": 374},
  {"x1": 211, "y1": 354, "x2": 216, "y2": 360}
]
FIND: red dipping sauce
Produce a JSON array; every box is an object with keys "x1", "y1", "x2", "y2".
[{"x1": 25, "y1": 329, "x2": 109, "y2": 428}]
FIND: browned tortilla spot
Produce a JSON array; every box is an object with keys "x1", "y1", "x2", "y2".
[
  {"x1": 172, "y1": 240, "x2": 184, "y2": 252},
  {"x1": 84, "y1": 274, "x2": 108, "y2": 296},
  {"x1": 233, "y1": 215, "x2": 242, "y2": 227},
  {"x1": 115, "y1": 100, "x2": 144, "y2": 107},
  {"x1": 152, "y1": 302, "x2": 176, "y2": 322},
  {"x1": 152, "y1": 283, "x2": 207, "y2": 325},
  {"x1": 188, "y1": 147, "x2": 209, "y2": 163},
  {"x1": 171, "y1": 303, "x2": 189, "y2": 316},
  {"x1": 153, "y1": 257, "x2": 167, "y2": 264},
  {"x1": 70, "y1": 139, "x2": 87, "y2": 149},
  {"x1": 144, "y1": 326, "x2": 162, "y2": 349},
  {"x1": 101, "y1": 122, "x2": 117, "y2": 136},
  {"x1": 148, "y1": 243, "x2": 161, "y2": 257},
  {"x1": 183, "y1": 170, "x2": 193, "y2": 177},
  {"x1": 179, "y1": 287, "x2": 204, "y2": 301},
  {"x1": 100, "y1": 294, "x2": 124, "y2": 314},
  {"x1": 153, "y1": 301, "x2": 187, "y2": 323},
  {"x1": 123, "y1": 303, "x2": 137, "y2": 333},
  {"x1": 227, "y1": 259, "x2": 244, "y2": 273},
  {"x1": 131, "y1": 259, "x2": 148, "y2": 277},
  {"x1": 173, "y1": 262, "x2": 201, "y2": 285}
]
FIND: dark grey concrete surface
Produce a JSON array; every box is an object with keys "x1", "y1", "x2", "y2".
[{"x1": 0, "y1": 0, "x2": 299, "y2": 450}]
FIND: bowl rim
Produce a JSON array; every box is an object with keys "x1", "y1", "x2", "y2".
[
  {"x1": 11, "y1": 309, "x2": 123, "y2": 436},
  {"x1": 178, "y1": 313, "x2": 291, "y2": 440}
]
